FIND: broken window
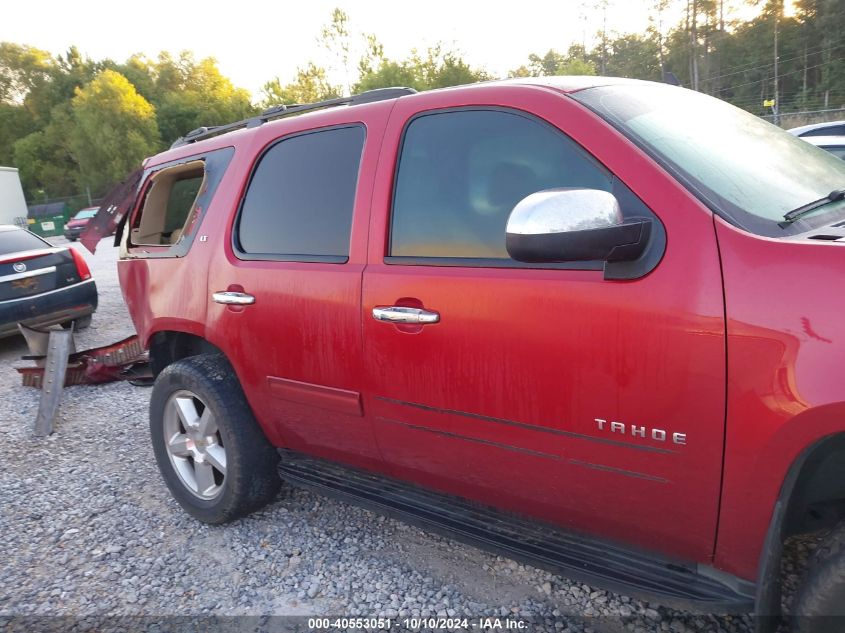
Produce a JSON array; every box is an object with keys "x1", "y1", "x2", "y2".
[{"x1": 130, "y1": 161, "x2": 205, "y2": 247}]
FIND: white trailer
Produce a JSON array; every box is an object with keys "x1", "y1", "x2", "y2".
[{"x1": 0, "y1": 166, "x2": 28, "y2": 226}]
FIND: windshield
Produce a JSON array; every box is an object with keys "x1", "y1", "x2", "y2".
[
  {"x1": 0, "y1": 229, "x2": 49, "y2": 256},
  {"x1": 573, "y1": 84, "x2": 845, "y2": 236},
  {"x1": 74, "y1": 208, "x2": 98, "y2": 220}
]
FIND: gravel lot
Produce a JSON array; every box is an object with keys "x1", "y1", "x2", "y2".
[{"x1": 0, "y1": 238, "x2": 813, "y2": 632}]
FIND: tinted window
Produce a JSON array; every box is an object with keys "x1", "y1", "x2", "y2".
[
  {"x1": 238, "y1": 126, "x2": 365, "y2": 259},
  {"x1": 0, "y1": 229, "x2": 49, "y2": 256},
  {"x1": 802, "y1": 125, "x2": 845, "y2": 137},
  {"x1": 390, "y1": 110, "x2": 612, "y2": 259}
]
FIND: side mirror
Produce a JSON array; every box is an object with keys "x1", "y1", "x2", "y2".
[{"x1": 505, "y1": 188, "x2": 652, "y2": 264}]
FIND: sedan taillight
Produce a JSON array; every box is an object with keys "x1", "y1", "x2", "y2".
[{"x1": 69, "y1": 247, "x2": 92, "y2": 281}]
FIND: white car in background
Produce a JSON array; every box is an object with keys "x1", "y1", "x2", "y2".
[{"x1": 788, "y1": 120, "x2": 845, "y2": 138}]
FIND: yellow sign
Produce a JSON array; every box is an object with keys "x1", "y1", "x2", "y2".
[{"x1": 763, "y1": 99, "x2": 776, "y2": 107}]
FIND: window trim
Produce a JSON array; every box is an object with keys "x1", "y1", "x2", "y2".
[
  {"x1": 122, "y1": 147, "x2": 234, "y2": 260},
  {"x1": 232, "y1": 123, "x2": 367, "y2": 264},
  {"x1": 387, "y1": 105, "x2": 623, "y2": 269}
]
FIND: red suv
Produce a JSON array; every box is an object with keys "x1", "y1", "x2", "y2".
[{"x1": 117, "y1": 78, "x2": 845, "y2": 631}]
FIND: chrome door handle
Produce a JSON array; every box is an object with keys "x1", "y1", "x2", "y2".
[
  {"x1": 372, "y1": 306, "x2": 440, "y2": 324},
  {"x1": 212, "y1": 291, "x2": 255, "y2": 306}
]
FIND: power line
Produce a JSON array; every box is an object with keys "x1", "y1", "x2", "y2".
[
  {"x1": 705, "y1": 42, "x2": 845, "y2": 82},
  {"x1": 725, "y1": 58, "x2": 845, "y2": 91}
]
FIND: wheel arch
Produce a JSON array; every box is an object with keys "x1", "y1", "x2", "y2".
[
  {"x1": 148, "y1": 330, "x2": 225, "y2": 377},
  {"x1": 755, "y1": 432, "x2": 845, "y2": 628}
]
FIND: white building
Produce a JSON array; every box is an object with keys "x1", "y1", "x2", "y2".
[{"x1": 0, "y1": 166, "x2": 27, "y2": 226}]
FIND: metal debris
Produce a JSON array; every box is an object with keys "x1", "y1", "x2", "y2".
[
  {"x1": 17, "y1": 331, "x2": 149, "y2": 389},
  {"x1": 32, "y1": 326, "x2": 74, "y2": 437}
]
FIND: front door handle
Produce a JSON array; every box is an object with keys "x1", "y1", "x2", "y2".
[
  {"x1": 213, "y1": 291, "x2": 255, "y2": 306},
  {"x1": 372, "y1": 306, "x2": 440, "y2": 324}
]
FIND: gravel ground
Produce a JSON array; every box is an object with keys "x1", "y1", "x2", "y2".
[{"x1": 0, "y1": 238, "x2": 815, "y2": 632}]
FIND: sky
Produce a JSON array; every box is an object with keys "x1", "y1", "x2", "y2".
[{"x1": 3, "y1": 0, "x2": 776, "y2": 100}]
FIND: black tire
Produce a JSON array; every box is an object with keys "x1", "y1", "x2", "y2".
[
  {"x1": 793, "y1": 524, "x2": 845, "y2": 632},
  {"x1": 149, "y1": 354, "x2": 281, "y2": 523},
  {"x1": 67, "y1": 237, "x2": 77, "y2": 242}
]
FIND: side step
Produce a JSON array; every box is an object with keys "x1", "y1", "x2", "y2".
[{"x1": 277, "y1": 451, "x2": 755, "y2": 613}]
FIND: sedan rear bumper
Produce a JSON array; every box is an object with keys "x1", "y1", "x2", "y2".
[{"x1": 0, "y1": 279, "x2": 98, "y2": 338}]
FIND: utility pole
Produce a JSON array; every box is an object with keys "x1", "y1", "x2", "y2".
[
  {"x1": 655, "y1": 0, "x2": 669, "y2": 81},
  {"x1": 580, "y1": 0, "x2": 588, "y2": 59},
  {"x1": 773, "y1": 7, "x2": 780, "y2": 125},
  {"x1": 658, "y1": 6, "x2": 665, "y2": 80},
  {"x1": 600, "y1": 0, "x2": 609, "y2": 76},
  {"x1": 690, "y1": 0, "x2": 700, "y2": 91}
]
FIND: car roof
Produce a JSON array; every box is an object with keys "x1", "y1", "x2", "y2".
[
  {"x1": 0, "y1": 224, "x2": 23, "y2": 233},
  {"x1": 146, "y1": 76, "x2": 659, "y2": 167},
  {"x1": 787, "y1": 120, "x2": 845, "y2": 136}
]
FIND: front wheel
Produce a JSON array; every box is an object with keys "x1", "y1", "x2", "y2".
[{"x1": 149, "y1": 354, "x2": 281, "y2": 523}]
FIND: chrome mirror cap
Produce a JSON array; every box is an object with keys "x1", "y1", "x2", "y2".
[{"x1": 506, "y1": 188, "x2": 622, "y2": 236}]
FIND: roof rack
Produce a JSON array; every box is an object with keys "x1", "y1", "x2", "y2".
[{"x1": 170, "y1": 87, "x2": 417, "y2": 149}]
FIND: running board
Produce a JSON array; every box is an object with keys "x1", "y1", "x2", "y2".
[{"x1": 277, "y1": 451, "x2": 755, "y2": 613}]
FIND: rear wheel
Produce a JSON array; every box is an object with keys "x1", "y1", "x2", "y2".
[
  {"x1": 793, "y1": 523, "x2": 845, "y2": 632},
  {"x1": 149, "y1": 354, "x2": 281, "y2": 523}
]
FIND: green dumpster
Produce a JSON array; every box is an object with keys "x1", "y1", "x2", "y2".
[{"x1": 27, "y1": 215, "x2": 66, "y2": 238}]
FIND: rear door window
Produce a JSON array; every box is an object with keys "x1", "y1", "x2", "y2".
[{"x1": 235, "y1": 125, "x2": 365, "y2": 262}]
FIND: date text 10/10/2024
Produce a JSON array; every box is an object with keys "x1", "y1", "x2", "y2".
[{"x1": 308, "y1": 617, "x2": 529, "y2": 630}]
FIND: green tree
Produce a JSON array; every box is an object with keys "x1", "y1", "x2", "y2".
[
  {"x1": 13, "y1": 103, "x2": 77, "y2": 198},
  {"x1": 0, "y1": 103, "x2": 35, "y2": 166},
  {"x1": 357, "y1": 33, "x2": 386, "y2": 79},
  {"x1": 320, "y1": 8, "x2": 354, "y2": 94},
  {"x1": 0, "y1": 42, "x2": 53, "y2": 106},
  {"x1": 30, "y1": 47, "x2": 103, "y2": 122},
  {"x1": 355, "y1": 46, "x2": 489, "y2": 93},
  {"x1": 69, "y1": 69, "x2": 160, "y2": 192},
  {"x1": 605, "y1": 33, "x2": 662, "y2": 80},
  {"x1": 149, "y1": 52, "x2": 257, "y2": 144},
  {"x1": 260, "y1": 62, "x2": 341, "y2": 107},
  {"x1": 508, "y1": 46, "x2": 597, "y2": 77}
]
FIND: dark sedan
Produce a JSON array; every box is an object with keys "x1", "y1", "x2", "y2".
[{"x1": 0, "y1": 225, "x2": 98, "y2": 338}]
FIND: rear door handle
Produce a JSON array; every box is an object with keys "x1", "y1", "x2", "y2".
[
  {"x1": 372, "y1": 306, "x2": 440, "y2": 324},
  {"x1": 213, "y1": 291, "x2": 255, "y2": 306}
]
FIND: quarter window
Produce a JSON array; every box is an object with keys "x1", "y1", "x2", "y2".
[
  {"x1": 130, "y1": 161, "x2": 205, "y2": 246},
  {"x1": 390, "y1": 110, "x2": 613, "y2": 259},
  {"x1": 236, "y1": 126, "x2": 365, "y2": 261}
]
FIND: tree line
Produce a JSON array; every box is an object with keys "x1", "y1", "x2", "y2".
[{"x1": 1, "y1": 0, "x2": 842, "y2": 203}]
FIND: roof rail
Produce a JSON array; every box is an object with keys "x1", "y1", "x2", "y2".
[{"x1": 170, "y1": 87, "x2": 417, "y2": 149}]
